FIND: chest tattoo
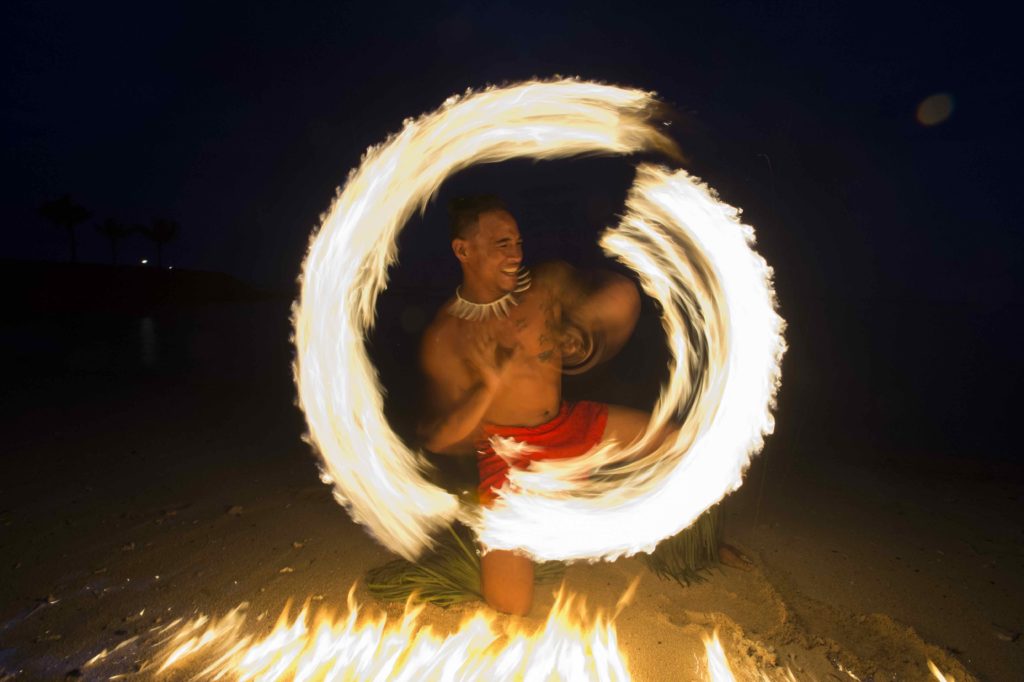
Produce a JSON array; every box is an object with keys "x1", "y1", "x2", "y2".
[{"x1": 536, "y1": 294, "x2": 561, "y2": 364}]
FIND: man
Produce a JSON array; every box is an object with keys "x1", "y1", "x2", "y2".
[{"x1": 418, "y1": 195, "x2": 652, "y2": 615}]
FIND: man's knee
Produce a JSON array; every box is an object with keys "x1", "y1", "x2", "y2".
[
  {"x1": 603, "y1": 404, "x2": 650, "y2": 446},
  {"x1": 480, "y1": 549, "x2": 534, "y2": 616}
]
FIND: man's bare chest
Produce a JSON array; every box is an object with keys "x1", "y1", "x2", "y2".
[{"x1": 461, "y1": 292, "x2": 561, "y2": 365}]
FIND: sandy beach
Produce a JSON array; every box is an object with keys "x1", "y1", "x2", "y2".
[{"x1": 1, "y1": 299, "x2": 1019, "y2": 681}]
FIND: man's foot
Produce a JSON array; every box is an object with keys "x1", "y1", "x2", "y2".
[{"x1": 718, "y1": 543, "x2": 755, "y2": 571}]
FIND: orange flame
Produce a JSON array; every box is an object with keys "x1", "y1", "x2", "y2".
[
  {"x1": 85, "y1": 587, "x2": 958, "y2": 681},
  {"x1": 103, "y1": 586, "x2": 629, "y2": 681},
  {"x1": 703, "y1": 630, "x2": 737, "y2": 682},
  {"x1": 928, "y1": 658, "x2": 956, "y2": 682}
]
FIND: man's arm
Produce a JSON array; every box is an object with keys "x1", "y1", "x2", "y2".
[
  {"x1": 419, "y1": 380, "x2": 496, "y2": 454},
  {"x1": 417, "y1": 325, "x2": 517, "y2": 454},
  {"x1": 539, "y1": 260, "x2": 641, "y2": 366}
]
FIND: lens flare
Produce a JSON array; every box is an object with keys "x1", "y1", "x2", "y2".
[
  {"x1": 293, "y1": 79, "x2": 785, "y2": 562},
  {"x1": 916, "y1": 93, "x2": 954, "y2": 126}
]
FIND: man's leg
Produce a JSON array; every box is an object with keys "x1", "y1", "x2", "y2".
[
  {"x1": 603, "y1": 404, "x2": 652, "y2": 446},
  {"x1": 481, "y1": 549, "x2": 533, "y2": 616},
  {"x1": 605, "y1": 404, "x2": 754, "y2": 571},
  {"x1": 478, "y1": 404, "x2": 653, "y2": 617}
]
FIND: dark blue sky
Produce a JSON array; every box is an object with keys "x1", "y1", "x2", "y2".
[{"x1": 3, "y1": 1, "x2": 1019, "y2": 303}]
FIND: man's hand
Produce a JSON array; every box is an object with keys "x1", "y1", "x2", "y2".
[
  {"x1": 538, "y1": 261, "x2": 640, "y2": 369},
  {"x1": 465, "y1": 332, "x2": 522, "y2": 389},
  {"x1": 558, "y1": 315, "x2": 603, "y2": 374},
  {"x1": 419, "y1": 330, "x2": 524, "y2": 454}
]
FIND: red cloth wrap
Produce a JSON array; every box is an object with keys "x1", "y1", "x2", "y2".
[{"x1": 476, "y1": 400, "x2": 608, "y2": 506}]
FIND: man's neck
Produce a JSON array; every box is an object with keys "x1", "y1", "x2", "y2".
[{"x1": 457, "y1": 281, "x2": 510, "y2": 304}]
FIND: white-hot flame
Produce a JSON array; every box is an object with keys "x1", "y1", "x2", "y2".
[
  {"x1": 94, "y1": 586, "x2": 631, "y2": 681},
  {"x1": 293, "y1": 78, "x2": 784, "y2": 562},
  {"x1": 928, "y1": 659, "x2": 956, "y2": 682},
  {"x1": 704, "y1": 631, "x2": 738, "y2": 682},
  {"x1": 85, "y1": 592, "x2": 957, "y2": 681},
  {"x1": 478, "y1": 164, "x2": 784, "y2": 560}
]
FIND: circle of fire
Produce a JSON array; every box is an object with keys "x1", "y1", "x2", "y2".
[{"x1": 293, "y1": 80, "x2": 786, "y2": 562}]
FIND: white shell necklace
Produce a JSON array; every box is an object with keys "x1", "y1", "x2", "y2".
[{"x1": 448, "y1": 269, "x2": 531, "y2": 322}]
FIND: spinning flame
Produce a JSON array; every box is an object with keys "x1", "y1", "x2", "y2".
[
  {"x1": 293, "y1": 79, "x2": 785, "y2": 561},
  {"x1": 480, "y1": 164, "x2": 783, "y2": 560}
]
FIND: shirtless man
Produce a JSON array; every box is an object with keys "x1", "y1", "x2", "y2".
[{"x1": 418, "y1": 195, "x2": 652, "y2": 615}]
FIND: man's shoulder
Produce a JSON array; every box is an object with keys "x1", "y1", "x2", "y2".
[
  {"x1": 530, "y1": 260, "x2": 575, "y2": 291},
  {"x1": 420, "y1": 302, "x2": 465, "y2": 377},
  {"x1": 529, "y1": 260, "x2": 587, "y2": 304},
  {"x1": 421, "y1": 299, "x2": 459, "y2": 348},
  {"x1": 532, "y1": 259, "x2": 572, "y2": 280}
]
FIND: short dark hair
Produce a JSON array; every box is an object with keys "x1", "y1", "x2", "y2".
[{"x1": 448, "y1": 195, "x2": 508, "y2": 241}]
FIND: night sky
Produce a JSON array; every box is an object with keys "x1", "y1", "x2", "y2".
[
  {"x1": 4, "y1": 2, "x2": 1018, "y2": 290},
  {"x1": 4, "y1": 2, "x2": 1020, "y2": 453}
]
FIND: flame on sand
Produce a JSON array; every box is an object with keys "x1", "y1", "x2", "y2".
[
  {"x1": 703, "y1": 631, "x2": 738, "y2": 682},
  {"x1": 85, "y1": 586, "x2": 954, "y2": 681},
  {"x1": 89, "y1": 586, "x2": 631, "y2": 681},
  {"x1": 293, "y1": 79, "x2": 786, "y2": 562},
  {"x1": 85, "y1": 585, "x2": 782, "y2": 681},
  {"x1": 928, "y1": 659, "x2": 956, "y2": 682}
]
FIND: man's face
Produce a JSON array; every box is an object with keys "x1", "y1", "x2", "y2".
[{"x1": 454, "y1": 209, "x2": 524, "y2": 296}]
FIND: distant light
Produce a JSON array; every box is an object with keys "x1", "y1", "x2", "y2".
[
  {"x1": 916, "y1": 93, "x2": 954, "y2": 126},
  {"x1": 168, "y1": 266, "x2": 174, "y2": 270},
  {"x1": 141, "y1": 258, "x2": 149, "y2": 265}
]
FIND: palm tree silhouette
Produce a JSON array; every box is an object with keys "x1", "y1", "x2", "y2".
[
  {"x1": 142, "y1": 218, "x2": 179, "y2": 267},
  {"x1": 95, "y1": 218, "x2": 133, "y2": 265},
  {"x1": 39, "y1": 194, "x2": 92, "y2": 263}
]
